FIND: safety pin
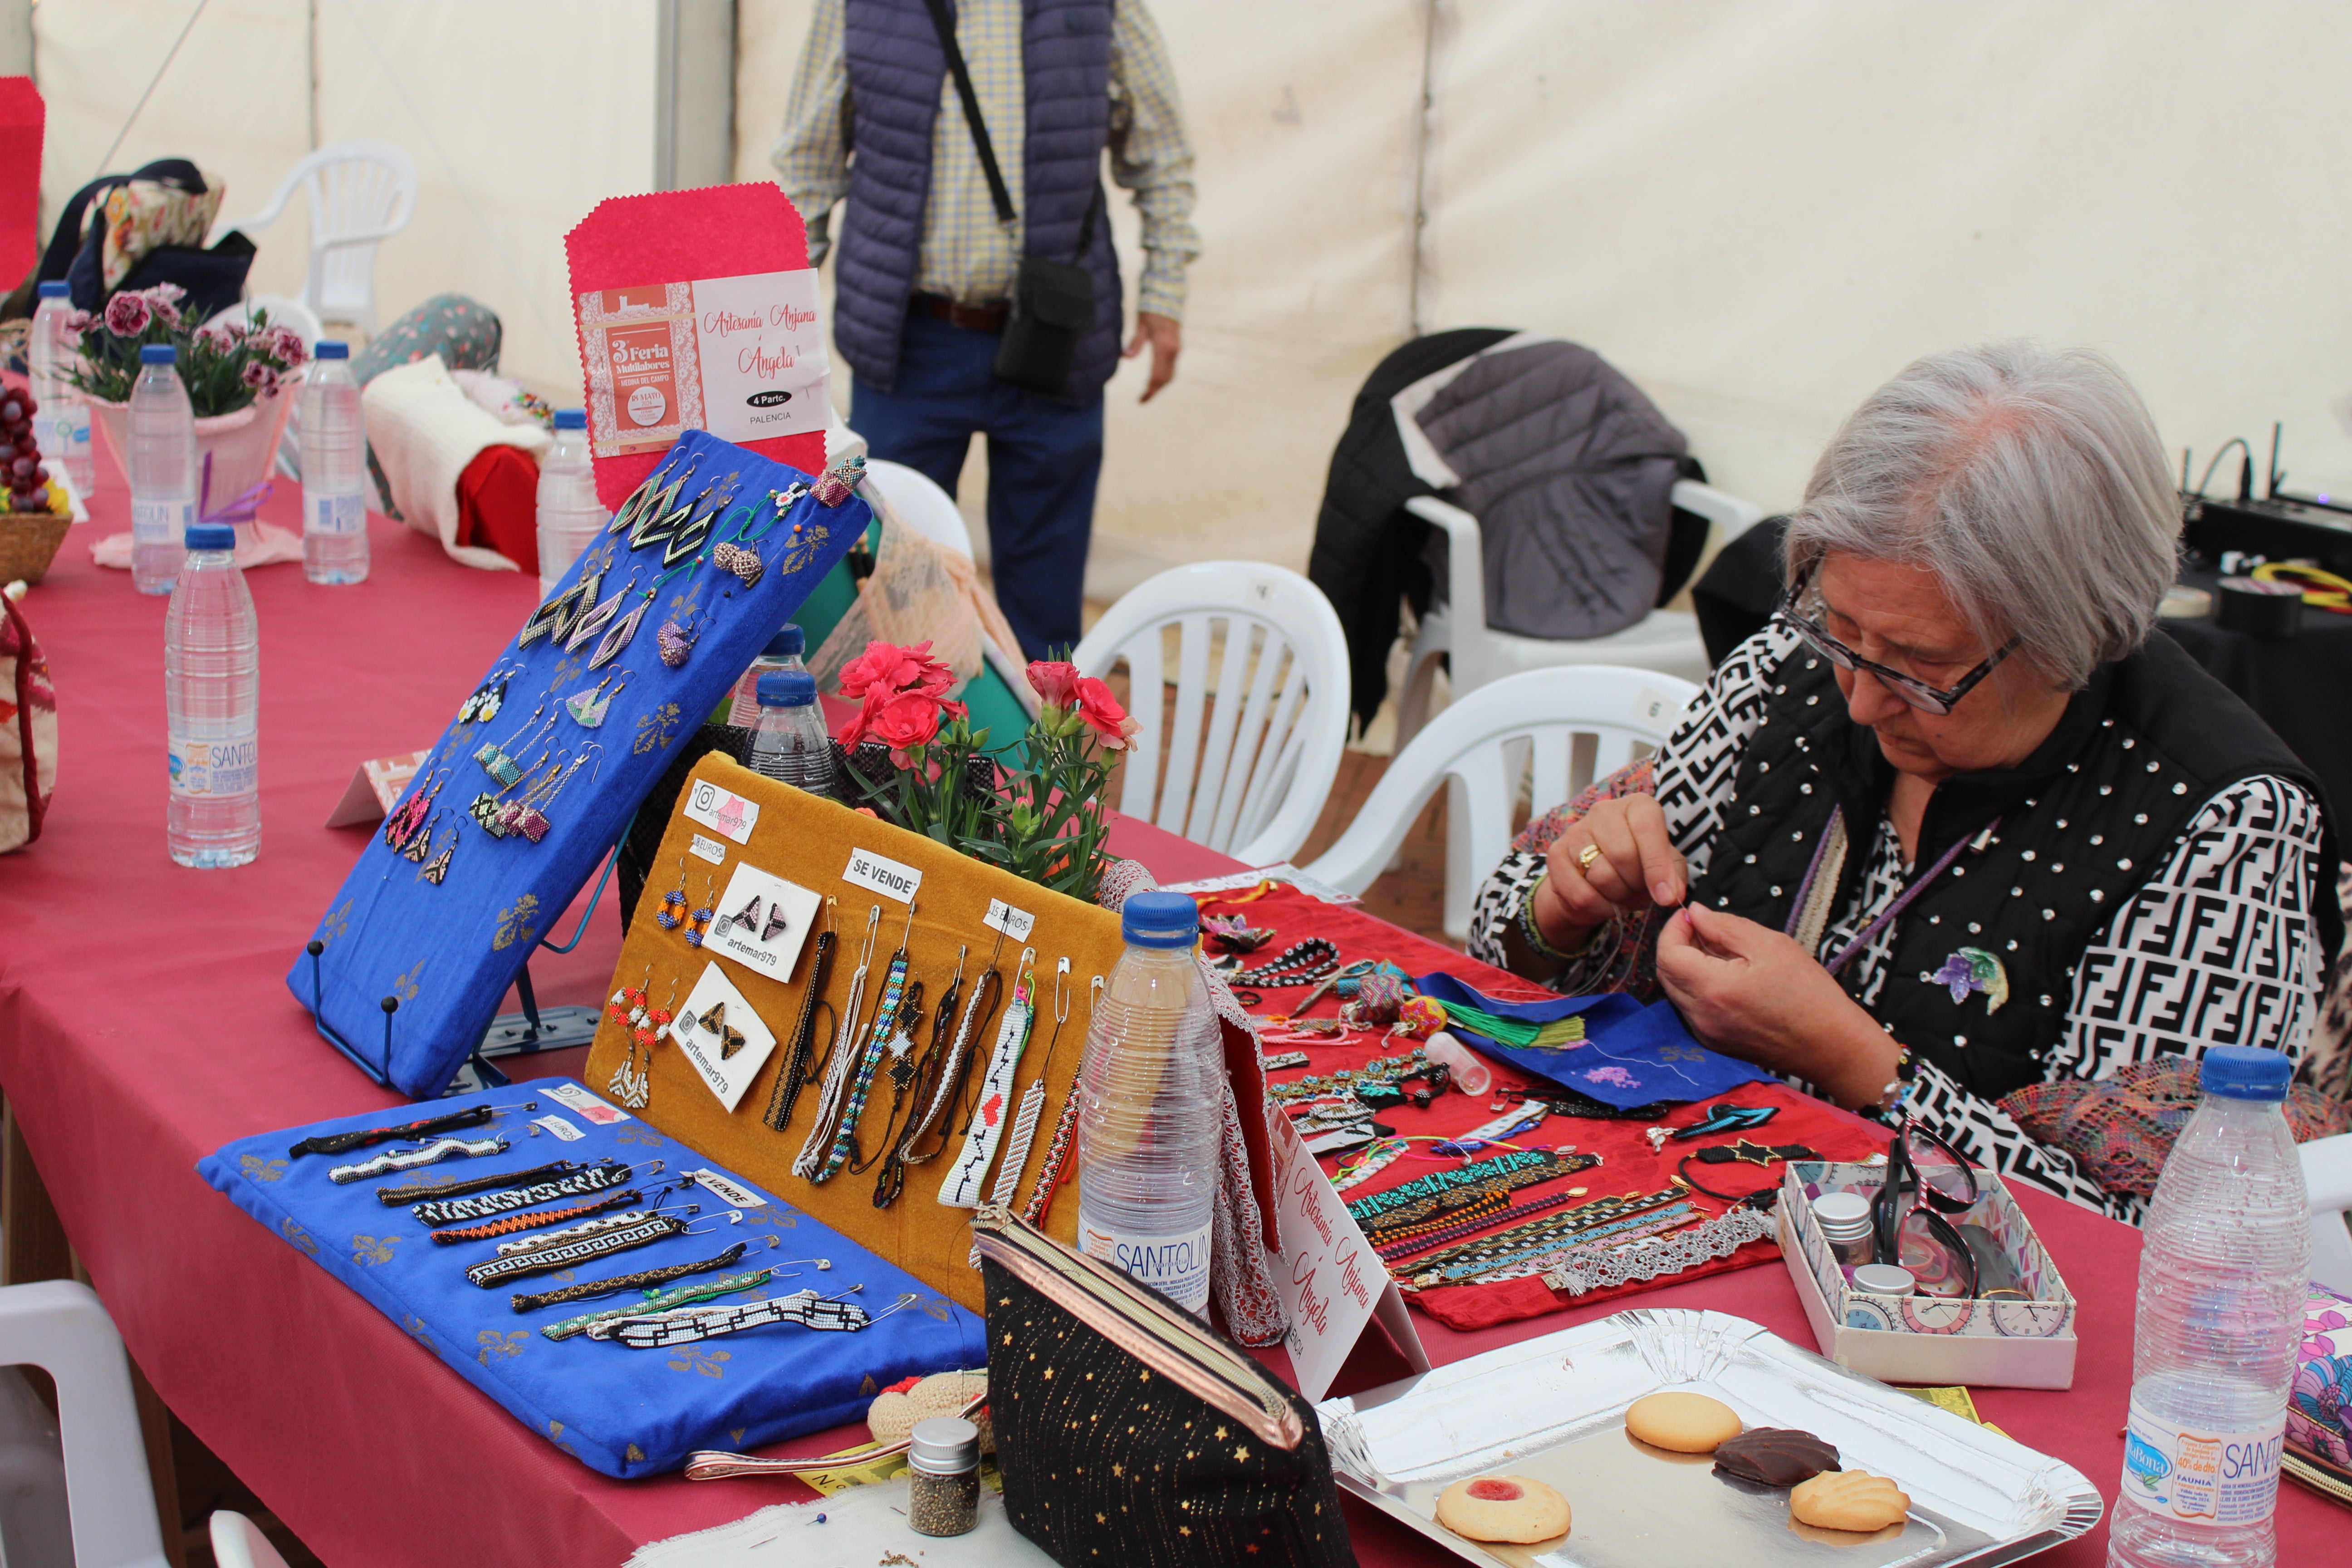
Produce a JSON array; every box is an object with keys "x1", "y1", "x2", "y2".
[
  {"x1": 895, "y1": 899, "x2": 918, "y2": 954},
  {"x1": 857, "y1": 903, "x2": 882, "y2": 969},
  {"x1": 820, "y1": 1282, "x2": 867, "y2": 1303},
  {"x1": 682, "y1": 1208, "x2": 745, "y2": 1235},
  {"x1": 773, "y1": 1256, "x2": 833, "y2": 1273},
  {"x1": 949, "y1": 943, "x2": 968, "y2": 989},
  {"x1": 1090, "y1": 975, "x2": 1103, "y2": 1015},
  {"x1": 1052, "y1": 957, "x2": 1072, "y2": 1024},
  {"x1": 866, "y1": 1292, "x2": 921, "y2": 1325},
  {"x1": 985, "y1": 925, "x2": 1008, "y2": 969}
]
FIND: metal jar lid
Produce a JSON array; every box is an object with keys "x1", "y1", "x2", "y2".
[
  {"x1": 1811, "y1": 1191, "x2": 1874, "y2": 1242},
  {"x1": 909, "y1": 1415, "x2": 980, "y2": 1475},
  {"x1": 1851, "y1": 1263, "x2": 1917, "y2": 1297}
]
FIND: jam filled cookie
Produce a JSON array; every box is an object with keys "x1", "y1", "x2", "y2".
[
  {"x1": 1433, "y1": 1475, "x2": 1573, "y2": 1544},
  {"x1": 1713, "y1": 1427, "x2": 1841, "y2": 1487},
  {"x1": 1790, "y1": 1469, "x2": 1911, "y2": 1533},
  {"x1": 1623, "y1": 1390, "x2": 1744, "y2": 1454}
]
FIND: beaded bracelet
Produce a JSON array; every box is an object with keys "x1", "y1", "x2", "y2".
[
  {"x1": 1414, "y1": 1200, "x2": 1699, "y2": 1286},
  {"x1": 1373, "y1": 1183, "x2": 1596, "y2": 1263},
  {"x1": 1435, "y1": 1204, "x2": 1703, "y2": 1287},
  {"x1": 1516, "y1": 877, "x2": 1583, "y2": 965},
  {"x1": 1396, "y1": 1183, "x2": 1687, "y2": 1276},
  {"x1": 1219, "y1": 938, "x2": 1341, "y2": 989},
  {"x1": 1268, "y1": 1048, "x2": 1431, "y2": 1104},
  {"x1": 1345, "y1": 1147, "x2": 1566, "y2": 1223}
]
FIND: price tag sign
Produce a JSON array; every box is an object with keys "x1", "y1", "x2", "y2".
[{"x1": 983, "y1": 898, "x2": 1035, "y2": 942}]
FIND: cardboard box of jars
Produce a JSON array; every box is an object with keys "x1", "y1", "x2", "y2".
[{"x1": 1777, "y1": 1161, "x2": 2078, "y2": 1390}]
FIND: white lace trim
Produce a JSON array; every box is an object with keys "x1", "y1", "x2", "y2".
[{"x1": 1538, "y1": 1206, "x2": 1777, "y2": 1296}]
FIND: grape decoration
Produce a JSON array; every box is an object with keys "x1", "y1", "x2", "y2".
[{"x1": 0, "y1": 392, "x2": 55, "y2": 514}]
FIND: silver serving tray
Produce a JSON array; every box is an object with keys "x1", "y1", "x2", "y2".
[{"x1": 1317, "y1": 1308, "x2": 2102, "y2": 1568}]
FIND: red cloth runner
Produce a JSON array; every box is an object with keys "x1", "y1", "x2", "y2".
[{"x1": 1221, "y1": 886, "x2": 1884, "y2": 1330}]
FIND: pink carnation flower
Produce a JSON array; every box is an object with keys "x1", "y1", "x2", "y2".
[
  {"x1": 103, "y1": 292, "x2": 151, "y2": 337},
  {"x1": 240, "y1": 362, "x2": 279, "y2": 397},
  {"x1": 144, "y1": 290, "x2": 181, "y2": 329},
  {"x1": 268, "y1": 326, "x2": 309, "y2": 367}
]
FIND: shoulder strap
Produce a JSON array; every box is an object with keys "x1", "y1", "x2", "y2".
[{"x1": 919, "y1": 0, "x2": 1018, "y2": 227}]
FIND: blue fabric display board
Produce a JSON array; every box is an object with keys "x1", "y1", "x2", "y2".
[
  {"x1": 198, "y1": 1079, "x2": 984, "y2": 1477},
  {"x1": 287, "y1": 431, "x2": 867, "y2": 1098},
  {"x1": 1411, "y1": 972, "x2": 1774, "y2": 1109}
]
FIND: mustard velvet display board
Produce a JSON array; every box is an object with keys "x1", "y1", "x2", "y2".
[{"x1": 587, "y1": 755, "x2": 1129, "y2": 1314}]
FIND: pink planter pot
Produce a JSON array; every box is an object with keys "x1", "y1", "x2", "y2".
[{"x1": 91, "y1": 387, "x2": 298, "y2": 558}]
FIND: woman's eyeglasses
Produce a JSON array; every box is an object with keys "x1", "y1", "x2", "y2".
[
  {"x1": 1872, "y1": 1115, "x2": 1981, "y2": 1299},
  {"x1": 1773, "y1": 565, "x2": 2019, "y2": 717}
]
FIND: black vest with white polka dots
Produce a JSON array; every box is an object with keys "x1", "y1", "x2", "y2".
[{"x1": 1683, "y1": 632, "x2": 2338, "y2": 1102}]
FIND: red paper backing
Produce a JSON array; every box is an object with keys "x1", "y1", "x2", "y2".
[
  {"x1": 0, "y1": 78, "x2": 44, "y2": 286},
  {"x1": 563, "y1": 184, "x2": 828, "y2": 511},
  {"x1": 1217, "y1": 885, "x2": 1885, "y2": 1332}
]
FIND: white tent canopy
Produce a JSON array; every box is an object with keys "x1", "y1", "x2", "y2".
[{"x1": 31, "y1": 0, "x2": 2352, "y2": 594}]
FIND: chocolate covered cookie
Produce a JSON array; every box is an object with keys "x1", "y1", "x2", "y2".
[{"x1": 1713, "y1": 1427, "x2": 1841, "y2": 1487}]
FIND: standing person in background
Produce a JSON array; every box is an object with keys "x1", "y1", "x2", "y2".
[{"x1": 774, "y1": 0, "x2": 1200, "y2": 659}]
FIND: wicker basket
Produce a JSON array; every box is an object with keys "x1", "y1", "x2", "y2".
[{"x1": 0, "y1": 511, "x2": 73, "y2": 585}]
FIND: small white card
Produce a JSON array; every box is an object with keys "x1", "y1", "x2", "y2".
[
  {"x1": 983, "y1": 897, "x2": 1036, "y2": 942},
  {"x1": 688, "y1": 832, "x2": 729, "y2": 865},
  {"x1": 684, "y1": 779, "x2": 760, "y2": 845},
  {"x1": 1267, "y1": 1106, "x2": 1431, "y2": 1402},
  {"x1": 707, "y1": 864, "x2": 822, "y2": 984},
  {"x1": 688, "y1": 1168, "x2": 768, "y2": 1208},
  {"x1": 532, "y1": 1114, "x2": 584, "y2": 1142},
  {"x1": 665, "y1": 960, "x2": 778, "y2": 1113},
  {"x1": 843, "y1": 846, "x2": 922, "y2": 904},
  {"x1": 541, "y1": 1083, "x2": 630, "y2": 1124}
]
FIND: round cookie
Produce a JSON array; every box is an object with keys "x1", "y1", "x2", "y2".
[
  {"x1": 1624, "y1": 1390, "x2": 1743, "y2": 1454},
  {"x1": 1434, "y1": 1475, "x2": 1572, "y2": 1544},
  {"x1": 1790, "y1": 1469, "x2": 1911, "y2": 1533}
]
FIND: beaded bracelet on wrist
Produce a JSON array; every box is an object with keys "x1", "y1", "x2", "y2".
[{"x1": 1517, "y1": 877, "x2": 1581, "y2": 964}]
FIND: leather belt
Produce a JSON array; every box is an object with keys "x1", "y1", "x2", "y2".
[{"x1": 912, "y1": 292, "x2": 1009, "y2": 332}]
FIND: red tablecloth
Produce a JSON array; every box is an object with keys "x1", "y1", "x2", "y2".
[{"x1": 0, "y1": 489, "x2": 2334, "y2": 1565}]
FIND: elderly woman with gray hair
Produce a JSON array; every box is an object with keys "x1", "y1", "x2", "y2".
[{"x1": 1469, "y1": 342, "x2": 2341, "y2": 1220}]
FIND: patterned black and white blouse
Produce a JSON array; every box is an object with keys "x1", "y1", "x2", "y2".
[{"x1": 1467, "y1": 626, "x2": 2328, "y2": 1223}]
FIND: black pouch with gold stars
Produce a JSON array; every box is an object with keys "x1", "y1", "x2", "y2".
[{"x1": 972, "y1": 1205, "x2": 1358, "y2": 1568}]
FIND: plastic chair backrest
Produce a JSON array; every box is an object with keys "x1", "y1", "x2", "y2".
[
  {"x1": 210, "y1": 1511, "x2": 293, "y2": 1568},
  {"x1": 223, "y1": 142, "x2": 417, "y2": 332},
  {"x1": 0, "y1": 1280, "x2": 168, "y2": 1568},
  {"x1": 2302, "y1": 1130, "x2": 2352, "y2": 1295},
  {"x1": 1073, "y1": 562, "x2": 1351, "y2": 868},
  {"x1": 862, "y1": 459, "x2": 973, "y2": 559},
  {"x1": 1303, "y1": 665, "x2": 1699, "y2": 899}
]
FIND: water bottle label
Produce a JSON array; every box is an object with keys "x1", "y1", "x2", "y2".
[
  {"x1": 60, "y1": 407, "x2": 90, "y2": 455},
  {"x1": 2119, "y1": 1398, "x2": 2283, "y2": 1527},
  {"x1": 169, "y1": 735, "x2": 258, "y2": 798},
  {"x1": 308, "y1": 491, "x2": 365, "y2": 536},
  {"x1": 132, "y1": 499, "x2": 192, "y2": 541},
  {"x1": 1080, "y1": 1218, "x2": 1211, "y2": 1312}
]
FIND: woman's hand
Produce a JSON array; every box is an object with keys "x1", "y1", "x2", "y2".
[
  {"x1": 1529, "y1": 794, "x2": 1687, "y2": 952},
  {"x1": 1655, "y1": 902, "x2": 1900, "y2": 1110}
]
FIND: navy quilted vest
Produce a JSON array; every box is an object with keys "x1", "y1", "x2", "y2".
[
  {"x1": 1685, "y1": 633, "x2": 2340, "y2": 1104},
  {"x1": 838, "y1": 0, "x2": 1122, "y2": 404}
]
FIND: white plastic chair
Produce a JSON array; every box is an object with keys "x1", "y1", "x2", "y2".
[
  {"x1": 862, "y1": 458, "x2": 973, "y2": 559},
  {"x1": 210, "y1": 1510, "x2": 293, "y2": 1568},
  {"x1": 1073, "y1": 562, "x2": 1351, "y2": 868},
  {"x1": 0, "y1": 1281, "x2": 169, "y2": 1568},
  {"x1": 1307, "y1": 665, "x2": 1699, "y2": 941},
  {"x1": 213, "y1": 142, "x2": 418, "y2": 335},
  {"x1": 1394, "y1": 479, "x2": 1766, "y2": 750},
  {"x1": 2303, "y1": 1131, "x2": 2352, "y2": 1294}
]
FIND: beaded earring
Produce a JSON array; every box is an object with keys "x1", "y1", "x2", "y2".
[
  {"x1": 416, "y1": 822, "x2": 457, "y2": 886},
  {"x1": 608, "y1": 456, "x2": 698, "y2": 538},
  {"x1": 662, "y1": 475, "x2": 740, "y2": 568},
  {"x1": 400, "y1": 807, "x2": 445, "y2": 863},
  {"x1": 655, "y1": 858, "x2": 691, "y2": 931},
  {"x1": 518, "y1": 566, "x2": 603, "y2": 648},
  {"x1": 491, "y1": 750, "x2": 571, "y2": 840},
  {"x1": 565, "y1": 568, "x2": 642, "y2": 656},
  {"x1": 514, "y1": 745, "x2": 601, "y2": 843},
  {"x1": 813, "y1": 454, "x2": 865, "y2": 507},
  {"x1": 564, "y1": 669, "x2": 631, "y2": 729},
  {"x1": 469, "y1": 748, "x2": 549, "y2": 830},
  {"x1": 474, "y1": 702, "x2": 554, "y2": 785},
  {"x1": 456, "y1": 662, "x2": 523, "y2": 723},
  {"x1": 684, "y1": 876, "x2": 718, "y2": 949},
  {"x1": 656, "y1": 600, "x2": 714, "y2": 668},
  {"x1": 383, "y1": 766, "x2": 450, "y2": 851}
]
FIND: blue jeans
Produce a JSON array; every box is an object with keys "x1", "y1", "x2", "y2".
[{"x1": 851, "y1": 308, "x2": 1104, "y2": 659}]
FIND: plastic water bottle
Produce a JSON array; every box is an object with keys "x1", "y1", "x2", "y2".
[
  {"x1": 128, "y1": 343, "x2": 196, "y2": 595},
  {"x1": 27, "y1": 281, "x2": 94, "y2": 498},
  {"x1": 1076, "y1": 891, "x2": 1223, "y2": 1315},
  {"x1": 299, "y1": 340, "x2": 368, "y2": 584},
  {"x1": 2110, "y1": 1046, "x2": 2308, "y2": 1568},
  {"x1": 728, "y1": 624, "x2": 808, "y2": 727},
  {"x1": 536, "y1": 409, "x2": 605, "y2": 600},
  {"x1": 164, "y1": 523, "x2": 260, "y2": 867},
  {"x1": 748, "y1": 670, "x2": 838, "y2": 795}
]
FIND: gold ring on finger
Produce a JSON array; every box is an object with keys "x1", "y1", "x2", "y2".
[{"x1": 1576, "y1": 844, "x2": 1603, "y2": 873}]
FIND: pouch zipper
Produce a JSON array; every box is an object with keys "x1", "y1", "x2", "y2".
[{"x1": 972, "y1": 1205, "x2": 1303, "y2": 1450}]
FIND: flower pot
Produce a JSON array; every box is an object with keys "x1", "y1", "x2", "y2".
[{"x1": 89, "y1": 386, "x2": 298, "y2": 560}]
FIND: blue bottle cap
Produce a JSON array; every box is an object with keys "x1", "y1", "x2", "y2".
[
  {"x1": 36, "y1": 281, "x2": 68, "y2": 299},
  {"x1": 185, "y1": 524, "x2": 236, "y2": 551},
  {"x1": 554, "y1": 409, "x2": 587, "y2": 430},
  {"x1": 2200, "y1": 1044, "x2": 2291, "y2": 1102},
  {"x1": 314, "y1": 340, "x2": 349, "y2": 359},
  {"x1": 763, "y1": 624, "x2": 805, "y2": 658},
  {"x1": 757, "y1": 670, "x2": 818, "y2": 707},
  {"x1": 140, "y1": 343, "x2": 177, "y2": 365},
  {"x1": 1120, "y1": 890, "x2": 1199, "y2": 949}
]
